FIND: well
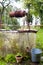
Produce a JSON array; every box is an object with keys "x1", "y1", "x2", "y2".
[{"x1": 0, "y1": 29, "x2": 37, "y2": 56}]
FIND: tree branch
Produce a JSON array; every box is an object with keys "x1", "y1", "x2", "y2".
[
  {"x1": 0, "y1": 2, "x2": 2, "y2": 5},
  {"x1": 0, "y1": 0, "x2": 10, "y2": 7},
  {"x1": 4, "y1": 0, "x2": 10, "y2": 7},
  {"x1": 0, "y1": 1, "x2": 4, "y2": 7}
]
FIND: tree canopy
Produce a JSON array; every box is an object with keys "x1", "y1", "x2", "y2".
[
  {"x1": 0, "y1": 0, "x2": 20, "y2": 30},
  {"x1": 23, "y1": 0, "x2": 43, "y2": 25}
]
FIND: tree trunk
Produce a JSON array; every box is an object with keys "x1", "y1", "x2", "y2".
[
  {"x1": 26, "y1": 22, "x2": 30, "y2": 30},
  {"x1": 23, "y1": 21, "x2": 25, "y2": 29},
  {"x1": 0, "y1": 7, "x2": 4, "y2": 29},
  {"x1": 0, "y1": 15, "x2": 2, "y2": 29}
]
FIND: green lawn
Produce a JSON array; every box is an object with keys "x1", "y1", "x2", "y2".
[{"x1": 36, "y1": 29, "x2": 43, "y2": 50}]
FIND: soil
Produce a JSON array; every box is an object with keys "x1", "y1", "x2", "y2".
[
  {"x1": 13, "y1": 60, "x2": 41, "y2": 65},
  {"x1": 7, "y1": 60, "x2": 43, "y2": 65}
]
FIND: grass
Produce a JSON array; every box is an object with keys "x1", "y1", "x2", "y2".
[
  {"x1": 36, "y1": 28, "x2": 43, "y2": 64},
  {"x1": 36, "y1": 28, "x2": 43, "y2": 50}
]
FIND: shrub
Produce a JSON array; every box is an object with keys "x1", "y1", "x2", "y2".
[
  {"x1": 5, "y1": 54, "x2": 16, "y2": 63},
  {"x1": 0, "y1": 56, "x2": 5, "y2": 61},
  {"x1": 0, "y1": 61, "x2": 6, "y2": 65}
]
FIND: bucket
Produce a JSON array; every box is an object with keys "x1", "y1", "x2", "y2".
[{"x1": 31, "y1": 48, "x2": 42, "y2": 62}]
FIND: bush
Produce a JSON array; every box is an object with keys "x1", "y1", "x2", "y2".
[
  {"x1": 5, "y1": 54, "x2": 16, "y2": 63},
  {"x1": 0, "y1": 61, "x2": 6, "y2": 65},
  {"x1": 0, "y1": 56, "x2": 5, "y2": 61}
]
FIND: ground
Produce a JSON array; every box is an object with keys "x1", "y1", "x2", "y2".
[{"x1": 10, "y1": 60, "x2": 43, "y2": 65}]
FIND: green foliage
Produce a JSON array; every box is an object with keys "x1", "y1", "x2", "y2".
[
  {"x1": 16, "y1": 53, "x2": 22, "y2": 57},
  {"x1": 36, "y1": 29, "x2": 43, "y2": 50},
  {"x1": 0, "y1": 53, "x2": 42, "y2": 64},
  {"x1": 5, "y1": 54, "x2": 16, "y2": 63},
  {"x1": 0, "y1": 0, "x2": 20, "y2": 30},
  {"x1": 26, "y1": 13, "x2": 33, "y2": 24},
  {"x1": 9, "y1": 18, "x2": 20, "y2": 30},
  {"x1": 23, "y1": 0, "x2": 43, "y2": 25},
  {"x1": 0, "y1": 56, "x2": 4, "y2": 61},
  {"x1": 0, "y1": 61, "x2": 6, "y2": 65},
  {"x1": 40, "y1": 63, "x2": 43, "y2": 65},
  {"x1": 10, "y1": 64, "x2": 13, "y2": 65}
]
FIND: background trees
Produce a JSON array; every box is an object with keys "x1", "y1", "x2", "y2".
[
  {"x1": 0, "y1": 0, "x2": 20, "y2": 30},
  {"x1": 22, "y1": 0, "x2": 43, "y2": 26},
  {"x1": 0, "y1": 0, "x2": 10, "y2": 28}
]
